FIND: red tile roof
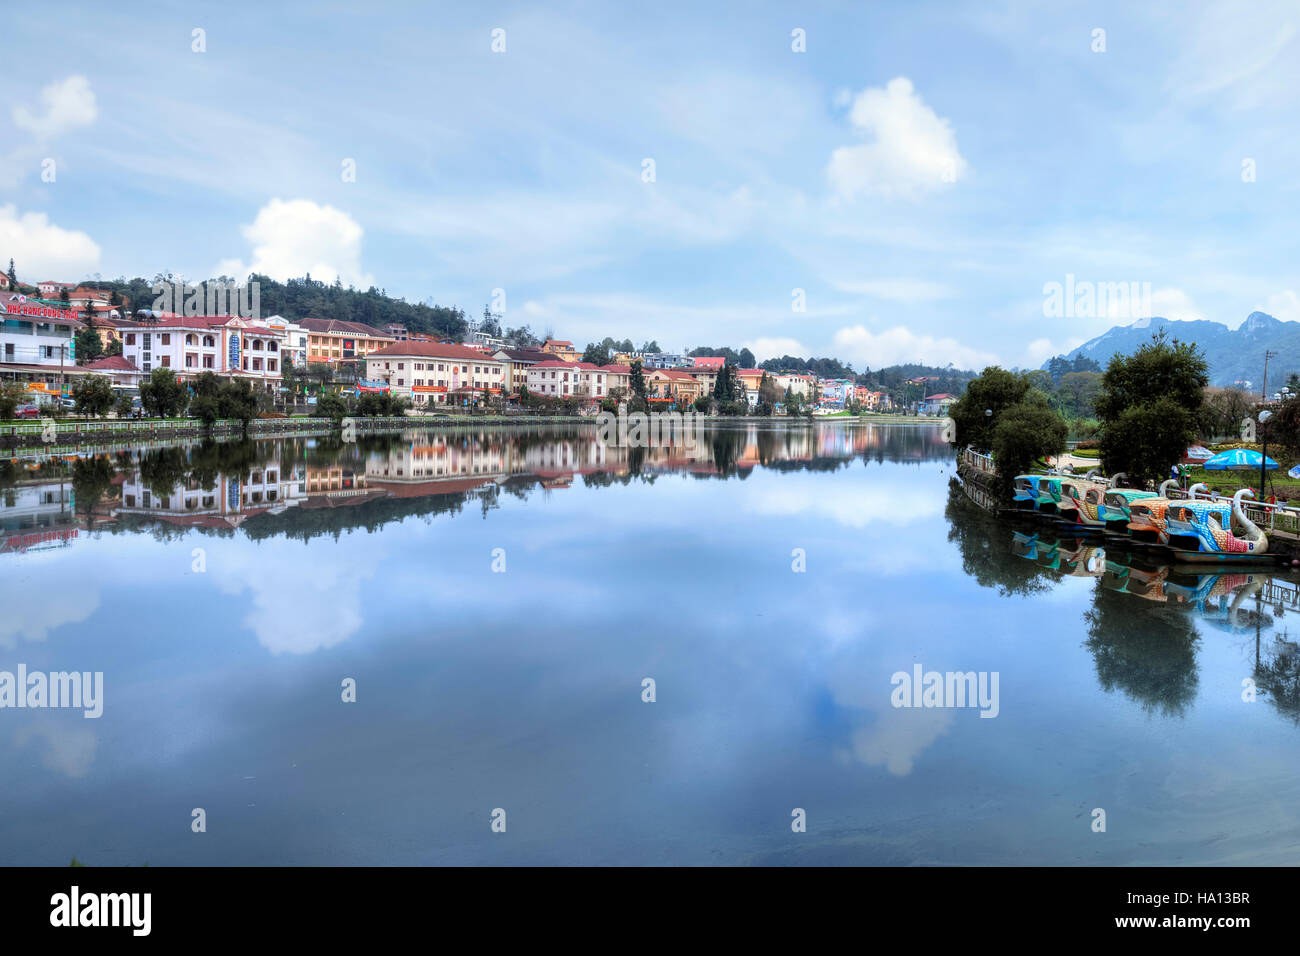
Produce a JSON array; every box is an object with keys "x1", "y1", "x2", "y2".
[
  {"x1": 691, "y1": 356, "x2": 725, "y2": 369},
  {"x1": 298, "y1": 317, "x2": 395, "y2": 338},
  {"x1": 530, "y1": 360, "x2": 607, "y2": 370},
  {"x1": 368, "y1": 341, "x2": 503, "y2": 360},
  {"x1": 82, "y1": 356, "x2": 141, "y2": 371}
]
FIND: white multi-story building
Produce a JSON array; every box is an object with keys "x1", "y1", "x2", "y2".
[
  {"x1": 1, "y1": 296, "x2": 83, "y2": 370},
  {"x1": 265, "y1": 316, "x2": 308, "y2": 369},
  {"x1": 772, "y1": 372, "x2": 815, "y2": 398},
  {"x1": 119, "y1": 314, "x2": 287, "y2": 391},
  {"x1": 366, "y1": 342, "x2": 509, "y2": 407},
  {"x1": 525, "y1": 360, "x2": 624, "y2": 401}
]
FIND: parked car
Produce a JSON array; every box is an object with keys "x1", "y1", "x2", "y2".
[
  {"x1": 59, "y1": 397, "x2": 76, "y2": 409},
  {"x1": 14, "y1": 403, "x2": 41, "y2": 419}
]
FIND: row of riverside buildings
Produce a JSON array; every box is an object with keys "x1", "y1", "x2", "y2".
[{"x1": 2, "y1": 279, "x2": 897, "y2": 411}]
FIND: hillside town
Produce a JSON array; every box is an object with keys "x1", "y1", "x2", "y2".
[{"x1": 0, "y1": 269, "x2": 942, "y2": 417}]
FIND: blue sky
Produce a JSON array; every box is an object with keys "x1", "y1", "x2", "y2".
[{"x1": 3, "y1": 0, "x2": 1299, "y2": 369}]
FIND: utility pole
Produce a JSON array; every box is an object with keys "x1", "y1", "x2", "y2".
[{"x1": 1263, "y1": 349, "x2": 1278, "y2": 402}]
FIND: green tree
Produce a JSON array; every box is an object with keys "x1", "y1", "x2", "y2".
[
  {"x1": 629, "y1": 360, "x2": 646, "y2": 399},
  {"x1": 991, "y1": 397, "x2": 1068, "y2": 479},
  {"x1": 713, "y1": 363, "x2": 737, "y2": 402},
  {"x1": 218, "y1": 379, "x2": 259, "y2": 433},
  {"x1": 7, "y1": 259, "x2": 16, "y2": 286},
  {"x1": 948, "y1": 366, "x2": 1033, "y2": 452},
  {"x1": 582, "y1": 341, "x2": 611, "y2": 366},
  {"x1": 314, "y1": 391, "x2": 349, "y2": 421},
  {"x1": 1097, "y1": 331, "x2": 1208, "y2": 485},
  {"x1": 0, "y1": 382, "x2": 26, "y2": 419},
  {"x1": 71, "y1": 374, "x2": 114, "y2": 418},
  {"x1": 356, "y1": 391, "x2": 407, "y2": 417},
  {"x1": 189, "y1": 371, "x2": 223, "y2": 429},
  {"x1": 104, "y1": 337, "x2": 123, "y2": 357},
  {"x1": 139, "y1": 367, "x2": 188, "y2": 418},
  {"x1": 74, "y1": 327, "x2": 104, "y2": 365},
  {"x1": 113, "y1": 392, "x2": 133, "y2": 419}
]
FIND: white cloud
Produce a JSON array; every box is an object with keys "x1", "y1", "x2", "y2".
[
  {"x1": 832, "y1": 324, "x2": 997, "y2": 370},
  {"x1": 827, "y1": 77, "x2": 967, "y2": 201},
  {"x1": 1165, "y1": 3, "x2": 1300, "y2": 109},
  {"x1": 747, "y1": 478, "x2": 942, "y2": 529},
  {"x1": 744, "y1": 337, "x2": 808, "y2": 362},
  {"x1": 207, "y1": 539, "x2": 372, "y2": 654},
  {"x1": 13, "y1": 723, "x2": 98, "y2": 779},
  {"x1": 12, "y1": 75, "x2": 97, "y2": 139},
  {"x1": 1023, "y1": 336, "x2": 1086, "y2": 367},
  {"x1": 0, "y1": 206, "x2": 101, "y2": 283},
  {"x1": 834, "y1": 277, "x2": 952, "y2": 303},
  {"x1": 1264, "y1": 290, "x2": 1300, "y2": 322},
  {"x1": 1148, "y1": 287, "x2": 1200, "y2": 320},
  {"x1": 841, "y1": 706, "x2": 955, "y2": 776},
  {"x1": 216, "y1": 198, "x2": 374, "y2": 287}
]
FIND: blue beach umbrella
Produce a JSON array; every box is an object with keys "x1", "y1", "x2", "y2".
[{"x1": 1203, "y1": 449, "x2": 1278, "y2": 471}]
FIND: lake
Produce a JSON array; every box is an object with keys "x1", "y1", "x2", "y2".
[{"x1": 2, "y1": 421, "x2": 1298, "y2": 865}]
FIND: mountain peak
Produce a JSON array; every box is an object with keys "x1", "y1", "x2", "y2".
[
  {"x1": 1242, "y1": 311, "x2": 1281, "y2": 332},
  {"x1": 1043, "y1": 310, "x2": 1298, "y2": 387}
]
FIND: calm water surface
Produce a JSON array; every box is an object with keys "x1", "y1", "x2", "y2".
[{"x1": 2, "y1": 422, "x2": 1298, "y2": 865}]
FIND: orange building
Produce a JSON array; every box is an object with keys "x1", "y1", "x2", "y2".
[
  {"x1": 644, "y1": 368, "x2": 703, "y2": 405},
  {"x1": 300, "y1": 317, "x2": 396, "y2": 365}
]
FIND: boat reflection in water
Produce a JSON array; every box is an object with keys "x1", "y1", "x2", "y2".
[
  {"x1": 1010, "y1": 530, "x2": 1105, "y2": 577},
  {"x1": 950, "y1": 478, "x2": 1300, "y2": 724}
]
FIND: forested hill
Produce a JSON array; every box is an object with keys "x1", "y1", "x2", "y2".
[{"x1": 80, "y1": 273, "x2": 469, "y2": 340}]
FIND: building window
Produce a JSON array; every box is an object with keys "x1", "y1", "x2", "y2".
[
  {"x1": 268, "y1": 341, "x2": 277, "y2": 352},
  {"x1": 161, "y1": 334, "x2": 170, "y2": 345},
  {"x1": 160, "y1": 355, "x2": 170, "y2": 366},
  {"x1": 185, "y1": 354, "x2": 196, "y2": 367},
  {"x1": 126, "y1": 333, "x2": 136, "y2": 345},
  {"x1": 204, "y1": 335, "x2": 215, "y2": 347},
  {"x1": 269, "y1": 359, "x2": 276, "y2": 371},
  {"x1": 203, "y1": 355, "x2": 214, "y2": 369}
]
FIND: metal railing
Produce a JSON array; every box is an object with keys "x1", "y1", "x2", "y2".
[
  {"x1": 961, "y1": 446, "x2": 997, "y2": 475},
  {"x1": 1166, "y1": 487, "x2": 1300, "y2": 537}
]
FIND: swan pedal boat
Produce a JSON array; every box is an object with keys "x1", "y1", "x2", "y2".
[
  {"x1": 1058, "y1": 471, "x2": 1148, "y2": 531},
  {"x1": 1127, "y1": 481, "x2": 1203, "y2": 546},
  {"x1": 1014, "y1": 469, "x2": 1107, "y2": 521},
  {"x1": 1164, "y1": 489, "x2": 1271, "y2": 563}
]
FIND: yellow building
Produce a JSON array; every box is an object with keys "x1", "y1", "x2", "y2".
[
  {"x1": 541, "y1": 339, "x2": 580, "y2": 363},
  {"x1": 644, "y1": 369, "x2": 702, "y2": 405},
  {"x1": 301, "y1": 317, "x2": 396, "y2": 365}
]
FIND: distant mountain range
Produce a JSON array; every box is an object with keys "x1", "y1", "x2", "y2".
[{"x1": 1043, "y1": 312, "x2": 1300, "y2": 390}]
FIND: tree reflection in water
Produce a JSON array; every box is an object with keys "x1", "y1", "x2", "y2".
[{"x1": 944, "y1": 479, "x2": 1300, "y2": 721}]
